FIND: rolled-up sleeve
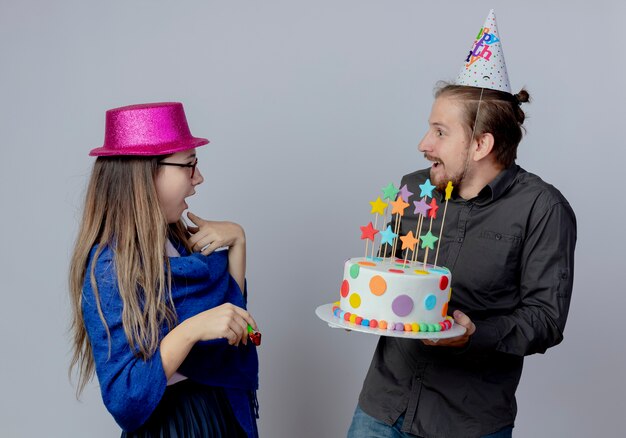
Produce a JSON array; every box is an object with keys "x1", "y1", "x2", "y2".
[{"x1": 470, "y1": 200, "x2": 577, "y2": 356}]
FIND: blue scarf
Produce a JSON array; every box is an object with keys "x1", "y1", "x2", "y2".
[{"x1": 82, "y1": 245, "x2": 259, "y2": 435}]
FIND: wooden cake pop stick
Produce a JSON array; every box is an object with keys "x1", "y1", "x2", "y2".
[
  {"x1": 389, "y1": 195, "x2": 410, "y2": 258},
  {"x1": 369, "y1": 197, "x2": 387, "y2": 259},
  {"x1": 411, "y1": 196, "x2": 431, "y2": 262},
  {"x1": 380, "y1": 183, "x2": 400, "y2": 260},
  {"x1": 421, "y1": 198, "x2": 439, "y2": 268},
  {"x1": 434, "y1": 181, "x2": 453, "y2": 267},
  {"x1": 360, "y1": 222, "x2": 378, "y2": 259},
  {"x1": 400, "y1": 231, "x2": 419, "y2": 267}
]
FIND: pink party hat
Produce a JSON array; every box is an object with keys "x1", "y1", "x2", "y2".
[
  {"x1": 456, "y1": 9, "x2": 511, "y2": 93},
  {"x1": 89, "y1": 102, "x2": 209, "y2": 157}
]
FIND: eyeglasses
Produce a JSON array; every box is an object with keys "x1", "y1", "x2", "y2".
[{"x1": 158, "y1": 158, "x2": 198, "y2": 178}]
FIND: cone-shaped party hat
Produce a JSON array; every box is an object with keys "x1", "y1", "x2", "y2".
[{"x1": 456, "y1": 9, "x2": 511, "y2": 93}]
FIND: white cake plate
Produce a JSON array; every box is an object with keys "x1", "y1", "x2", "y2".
[{"x1": 315, "y1": 303, "x2": 466, "y2": 340}]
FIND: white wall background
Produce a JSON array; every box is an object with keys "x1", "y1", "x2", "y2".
[{"x1": 1, "y1": 1, "x2": 624, "y2": 436}]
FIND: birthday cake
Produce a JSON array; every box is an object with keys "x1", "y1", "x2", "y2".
[
  {"x1": 332, "y1": 180, "x2": 455, "y2": 333},
  {"x1": 335, "y1": 258, "x2": 453, "y2": 332}
]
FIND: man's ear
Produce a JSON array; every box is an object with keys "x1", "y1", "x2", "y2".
[{"x1": 472, "y1": 133, "x2": 495, "y2": 162}]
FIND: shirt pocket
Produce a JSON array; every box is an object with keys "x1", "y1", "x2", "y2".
[{"x1": 471, "y1": 230, "x2": 522, "y2": 301}]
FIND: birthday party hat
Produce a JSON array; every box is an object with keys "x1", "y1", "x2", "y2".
[{"x1": 456, "y1": 9, "x2": 511, "y2": 93}]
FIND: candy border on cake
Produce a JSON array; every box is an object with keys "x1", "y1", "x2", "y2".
[{"x1": 331, "y1": 302, "x2": 454, "y2": 332}]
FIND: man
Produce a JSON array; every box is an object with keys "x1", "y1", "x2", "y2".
[{"x1": 347, "y1": 10, "x2": 576, "y2": 438}]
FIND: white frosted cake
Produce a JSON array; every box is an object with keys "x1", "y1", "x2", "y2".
[{"x1": 334, "y1": 257, "x2": 453, "y2": 332}]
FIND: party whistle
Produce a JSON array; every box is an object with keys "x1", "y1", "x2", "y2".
[{"x1": 247, "y1": 324, "x2": 261, "y2": 346}]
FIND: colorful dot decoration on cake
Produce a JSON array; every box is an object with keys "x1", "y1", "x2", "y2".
[
  {"x1": 369, "y1": 275, "x2": 387, "y2": 296},
  {"x1": 392, "y1": 294, "x2": 414, "y2": 317},
  {"x1": 341, "y1": 280, "x2": 350, "y2": 297},
  {"x1": 429, "y1": 267, "x2": 449, "y2": 274},
  {"x1": 349, "y1": 293, "x2": 361, "y2": 308},
  {"x1": 367, "y1": 256, "x2": 384, "y2": 262},
  {"x1": 350, "y1": 264, "x2": 360, "y2": 278},
  {"x1": 424, "y1": 294, "x2": 437, "y2": 310}
]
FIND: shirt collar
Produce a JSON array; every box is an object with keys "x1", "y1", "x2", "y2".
[
  {"x1": 475, "y1": 163, "x2": 520, "y2": 204},
  {"x1": 436, "y1": 163, "x2": 520, "y2": 204}
]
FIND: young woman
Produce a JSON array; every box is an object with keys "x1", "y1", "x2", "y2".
[{"x1": 69, "y1": 102, "x2": 259, "y2": 437}]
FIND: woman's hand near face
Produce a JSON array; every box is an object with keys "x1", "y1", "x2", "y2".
[
  {"x1": 186, "y1": 212, "x2": 245, "y2": 255},
  {"x1": 186, "y1": 211, "x2": 246, "y2": 293}
]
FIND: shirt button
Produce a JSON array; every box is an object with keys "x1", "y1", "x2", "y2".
[
  {"x1": 457, "y1": 237, "x2": 464, "y2": 243},
  {"x1": 495, "y1": 233, "x2": 502, "y2": 240}
]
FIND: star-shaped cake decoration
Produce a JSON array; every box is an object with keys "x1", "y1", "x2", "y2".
[
  {"x1": 369, "y1": 197, "x2": 388, "y2": 215},
  {"x1": 413, "y1": 198, "x2": 431, "y2": 217},
  {"x1": 381, "y1": 183, "x2": 399, "y2": 201},
  {"x1": 398, "y1": 184, "x2": 414, "y2": 202},
  {"x1": 445, "y1": 181, "x2": 454, "y2": 200},
  {"x1": 427, "y1": 198, "x2": 439, "y2": 219},
  {"x1": 379, "y1": 225, "x2": 398, "y2": 245},
  {"x1": 420, "y1": 230, "x2": 438, "y2": 250},
  {"x1": 390, "y1": 196, "x2": 410, "y2": 216},
  {"x1": 360, "y1": 222, "x2": 379, "y2": 241},
  {"x1": 400, "y1": 231, "x2": 419, "y2": 251},
  {"x1": 418, "y1": 178, "x2": 436, "y2": 198}
]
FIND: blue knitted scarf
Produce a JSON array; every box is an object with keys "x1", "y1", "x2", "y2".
[{"x1": 82, "y1": 245, "x2": 259, "y2": 435}]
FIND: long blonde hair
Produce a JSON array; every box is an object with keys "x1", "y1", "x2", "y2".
[{"x1": 69, "y1": 156, "x2": 191, "y2": 395}]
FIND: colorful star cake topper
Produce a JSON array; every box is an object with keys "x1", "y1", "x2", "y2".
[
  {"x1": 457, "y1": 9, "x2": 511, "y2": 93},
  {"x1": 390, "y1": 196, "x2": 410, "y2": 216},
  {"x1": 380, "y1": 225, "x2": 398, "y2": 246},
  {"x1": 445, "y1": 181, "x2": 454, "y2": 200},
  {"x1": 418, "y1": 179, "x2": 436, "y2": 198},
  {"x1": 381, "y1": 182, "x2": 399, "y2": 201},
  {"x1": 400, "y1": 231, "x2": 419, "y2": 251},
  {"x1": 413, "y1": 198, "x2": 431, "y2": 217},
  {"x1": 427, "y1": 198, "x2": 439, "y2": 219},
  {"x1": 369, "y1": 197, "x2": 388, "y2": 215},
  {"x1": 398, "y1": 184, "x2": 414, "y2": 202},
  {"x1": 420, "y1": 230, "x2": 438, "y2": 250},
  {"x1": 360, "y1": 222, "x2": 379, "y2": 241}
]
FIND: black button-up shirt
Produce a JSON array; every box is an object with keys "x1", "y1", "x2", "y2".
[{"x1": 358, "y1": 165, "x2": 576, "y2": 438}]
